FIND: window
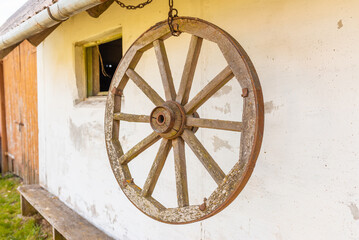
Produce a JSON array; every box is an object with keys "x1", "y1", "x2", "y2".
[{"x1": 85, "y1": 37, "x2": 122, "y2": 97}]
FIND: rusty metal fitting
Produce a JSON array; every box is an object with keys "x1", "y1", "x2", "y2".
[
  {"x1": 199, "y1": 198, "x2": 207, "y2": 211},
  {"x1": 241, "y1": 88, "x2": 249, "y2": 98},
  {"x1": 156, "y1": 113, "x2": 166, "y2": 126},
  {"x1": 199, "y1": 202, "x2": 206, "y2": 211},
  {"x1": 111, "y1": 87, "x2": 123, "y2": 96},
  {"x1": 123, "y1": 178, "x2": 134, "y2": 185}
]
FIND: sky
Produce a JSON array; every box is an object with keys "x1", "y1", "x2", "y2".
[{"x1": 0, "y1": 0, "x2": 28, "y2": 26}]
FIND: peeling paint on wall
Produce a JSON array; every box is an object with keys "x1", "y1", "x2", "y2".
[
  {"x1": 88, "y1": 204, "x2": 99, "y2": 217},
  {"x1": 69, "y1": 119, "x2": 103, "y2": 150},
  {"x1": 66, "y1": 196, "x2": 72, "y2": 205},
  {"x1": 212, "y1": 136, "x2": 232, "y2": 152},
  {"x1": 337, "y1": 19, "x2": 343, "y2": 29},
  {"x1": 348, "y1": 203, "x2": 359, "y2": 220},
  {"x1": 213, "y1": 85, "x2": 232, "y2": 98},
  {"x1": 264, "y1": 101, "x2": 281, "y2": 114},
  {"x1": 69, "y1": 119, "x2": 85, "y2": 150},
  {"x1": 214, "y1": 103, "x2": 231, "y2": 114},
  {"x1": 105, "y1": 205, "x2": 118, "y2": 224}
]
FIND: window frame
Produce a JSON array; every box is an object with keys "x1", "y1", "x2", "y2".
[
  {"x1": 74, "y1": 28, "x2": 122, "y2": 103},
  {"x1": 84, "y1": 34, "x2": 122, "y2": 97}
]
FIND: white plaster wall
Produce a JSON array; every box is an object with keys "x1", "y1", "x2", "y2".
[{"x1": 37, "y1": 0, "x2": 359, "y2": 239}]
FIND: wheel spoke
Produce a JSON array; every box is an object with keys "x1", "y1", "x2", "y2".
[
  {"x1": 153, "y1": 40, "x2": 176, "y2": 101},
  {"x1": 186, "y1": 117, "x2": 242, "y2": 132},
  {"x1": 181, "y1": 129, "x2": 225, "y2": 185},
  {"x1": 172, "y1": 137, "x2": 189, "y2": 207},
  {"x1": 126, "y1": 68, "x2": 165, "y2": 106},
  {"x1": 142, "y1": 139, "x2": 172, "y2": 197},
  {"x1": 184, "y1": 66, "x2": 234, "y2": 114},
  {"x1": 113, "y1": 113, "x2": 150, "y2": 123},
  {"x1": 119, "y1": 131, "x2": 161, "y2": 165},
  {"x1": 176, "y1": 36, "x2": 203, "y2": 105}
]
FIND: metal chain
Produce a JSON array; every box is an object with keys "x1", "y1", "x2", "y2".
[
  {"x1": 114, "y1": 0, "x2": 153, "y2": 10},
  {"x1": 168, "y1": 0, "x2": 180, "y2": 36},
  {"x1": 114, "y1": 0, "x2": 180, "y2": 36}
]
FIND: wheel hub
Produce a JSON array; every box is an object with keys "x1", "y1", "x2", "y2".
[{"x1": 150, "y1": 101, "x2": 186, "y2": 139}]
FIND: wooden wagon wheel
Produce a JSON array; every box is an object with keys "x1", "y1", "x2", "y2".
[{"x1": 105, "y1": 17, "x2": 264, "y2": 224}]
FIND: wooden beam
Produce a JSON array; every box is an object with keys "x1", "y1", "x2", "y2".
[
  {"x1": 176, "y1": 36, "x2": 203, "y2": 105},
  {"x1": 53, "y1": 228, "x2": 66, "y2": 240},
  {"x1": 172, "y1": 137, "x2": 189, "y2": 207},
  {"x1": 0, "y1": 44, "x2": 18, "y2": 59},
  {"x1": 119, "y1": 132, "x2": 161, "y2": 165},
  {"x1": 186, "y1": 117, "x2": 243, "y2": 132},
  {"x1": 126, "y1": 68, "x2": 165, "y2": 106},
  {"x1": 113, "y1": 113, "x2": 150, "y2": 123},
  {"x1": 181, "y1": 129, "x2": 225, "y2": 185},
  {"x1": 142, "y1": 139, "x2": 172, "y2": 197},
  {"x1": 86, "y1": 0, "x2": 115, "y2": 18},
  {"x1": 86, "y1": 47, "x2": 93, "y2": 97},
  {"x1": 21, "y1": 195, "x2": 37, "y2": 216},
  {"x1": 92, "y1": 46, "x2": 100, "y2": 96},
  {"x1": 27, "y1": 24, "x2": 61, "y2": 47},
  {"x1": 153, "y1": 40, "x2": 176, "y2": 101},
  {"x1": 184, "y1": 66, "x2": 234, "y2": 114}
]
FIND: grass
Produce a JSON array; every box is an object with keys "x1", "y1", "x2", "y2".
[{"x1": 0, "y1": 174, "x2": 52, "y2": 240}]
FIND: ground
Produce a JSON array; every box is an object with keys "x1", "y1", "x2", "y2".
[{"x1": 0, "y1": 174, "x2": 52, "y2": 240}]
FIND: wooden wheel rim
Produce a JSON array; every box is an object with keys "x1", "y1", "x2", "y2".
[{"x1": 105, "y1": 17, "x2": 264, "y2": 224}]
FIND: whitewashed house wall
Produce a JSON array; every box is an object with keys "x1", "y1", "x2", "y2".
[{"x1": 37, "y1": 0, "x2": 359, "y2": 239}]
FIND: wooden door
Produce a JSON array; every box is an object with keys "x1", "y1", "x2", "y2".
[{"x1": 2, "y1": 40, "x2": 38, "y2": 184}]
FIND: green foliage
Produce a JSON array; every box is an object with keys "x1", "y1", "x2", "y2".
[{"x1": 0, "y1": 174, "x2": 51, "y2": 240}]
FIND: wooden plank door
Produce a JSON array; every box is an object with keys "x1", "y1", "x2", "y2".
[
  {"x1": 3, "y1": 45, "x2": 22, "y2": 177},
  {"x1": 0, "y1": 61, "x2": 8, "y2": 174},
  {"x1": 2, "y1": 40, "x2": 38, "y2": 184}
]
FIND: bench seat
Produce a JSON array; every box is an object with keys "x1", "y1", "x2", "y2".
[{"x1": 18, "y1": 185, "x2": 114, "y2": 240}]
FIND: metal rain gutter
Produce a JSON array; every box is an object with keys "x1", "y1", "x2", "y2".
[{"x1": 0, "y1": 0, "x2": 107, "y2": 51}]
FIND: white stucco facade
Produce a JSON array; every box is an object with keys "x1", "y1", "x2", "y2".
[{"x1": 37, "y1": 0, "x2": 359, "y2": 239}]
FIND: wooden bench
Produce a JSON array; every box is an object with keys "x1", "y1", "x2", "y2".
[{"x1": 18, "y1": 185, "x2": 114, "y2": 240}]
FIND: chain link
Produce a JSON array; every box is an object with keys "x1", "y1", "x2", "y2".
[
  {"x1": 114, "y1": 0, "x2": 180, "y2": 36},
  {"x1": 168, "y1": 0, "x2": 180, "y2": 36},
  {"x1": 115, "y1": 0, "x2": 153, "y2": 10}
]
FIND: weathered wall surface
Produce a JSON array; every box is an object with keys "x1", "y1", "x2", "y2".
[{"x1": 37, "y1": 0, "x2": 359, "y2": 239}]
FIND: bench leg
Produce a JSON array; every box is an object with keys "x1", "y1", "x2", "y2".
[
  {"x1": 21, "y1": 196, "x2": 37, "y2": 216},
  {"x1": 53, "y1": 228, "x2": 66, "y2": 240}
]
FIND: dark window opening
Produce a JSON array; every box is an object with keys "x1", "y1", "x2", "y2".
[
  {"x1": 98, "y1": 38, "x2": 122, "y2": 92},
  {"x1": 86, "y1": 37, "x2": 122, "y2": 97}
]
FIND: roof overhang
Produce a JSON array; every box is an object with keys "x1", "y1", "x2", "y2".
[{"x1": 0, "y1": 0, "x2": 111, "y2": 58}]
